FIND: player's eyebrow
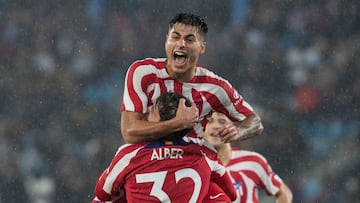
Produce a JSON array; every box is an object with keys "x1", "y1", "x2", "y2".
[{"x1": 171, "y1": 31, "x2": 196, "y2": 38}]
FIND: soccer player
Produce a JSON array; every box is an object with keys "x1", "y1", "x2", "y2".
[
  {"x1": 93, "y1": 93, "x2": 237, "y2": 203},
  {"x1": 204, "y1": 112, "x2": 293, "y2": 203},
  {"x1": 121, "y1": 12, "x2": 263, "y2": 144}
]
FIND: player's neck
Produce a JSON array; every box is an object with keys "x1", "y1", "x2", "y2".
[
  {"x1": 217, "y1": 144, "x2": 232, "y2": 165},
  {"x1": 166, "y1": 64, "x2": 196, "y2": 82}
]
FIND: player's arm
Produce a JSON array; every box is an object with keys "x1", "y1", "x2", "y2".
[
  {"x1": 212, "y1": 170, "x2": 237, "y2": 202},
  {"x1": 220, "y1": 112, "x2": 264, "y2": 143},
  {"x1": 235, "y1": 112, "x2": 264, "y2": 140},
  {"x1": 94, "y1": 168, "x2": 126, "y2": 201},
  {"x1": 209, "y1": 155, "x2": 237, "y2": 202},
  {"x1": 94, "y1": 145, "x2": 140, "y2": 202},
  {"x1": 121, "y1": 99, "x2": 199, "y2": 144},
  {"x1": 275, "y1": 182, "x2": 293, "y2": 203}
]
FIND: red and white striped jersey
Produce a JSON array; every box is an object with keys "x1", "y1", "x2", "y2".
[
  {"x1": 121, "y1": 58, "x2": 254, "y2": 138},
  {"x1": 93, "y1": 136, "x2": 237, "y2": 203},
  {"x1": 226, "y1": 148, "x2": 283, "y2": 203}
]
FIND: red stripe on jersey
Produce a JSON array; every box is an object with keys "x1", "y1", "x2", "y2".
[
  {"x1": 193, "y1": 75, "x2": 253, "y2": 117},
  {"x1": 252, "y1": 190, "x2": 257, "y2": 203},
  {"x1": 124, "y1": 60, "x2": 149, "y2": 112},
  {"x1": 197, "y1": 90, "x2": 228, "y2": 116},
  {"x1": 140, "y1": 73, "x2": 167, "y2": 105},
  {"x1": 230, "y1": 171, "x2": 251, "y2": 203},
  {"x1": 125, "y1": 67, "x2": 142, "y2": 112},
  {"x1": 140, "y1": 58, "x2": 165, "y2": 69},
  {"x1": 142, "y1": 74, "x2": 155, "y2": 107},
  {"x1": 270, "y1": 173, "x2": 282, "y2": 189},
  {"x1": 123, "y1": 58, "x2": 168, "y2": 112},
  {"x1": 227, "y1": 148, "x2": 283, "y2": 200},
  {"x1": 173, "y1": 80, "x2": 183, "y2": 93},
  {"x1": 191, "y1": 88, "x2": 203, "y2": 115},
  {"x1": 228, "y1": 156, "x2": 268, "y2": 173},
  {"x1": 242, "y1": 170, "x2": 263, "y2": 188},
  {"x1": 247, "y1": 172, "x2": 260, "y2": 203},
  {"x1": 227, "y1": 153, "x2": 272, "y2": 187},
  {"x1": 110, "y1": 144, "x2": 145, "y2": 168}
]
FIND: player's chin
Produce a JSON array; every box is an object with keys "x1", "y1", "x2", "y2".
[
  {"x1": 210, "y1": 137, "x2": 222, "y2": 145},
  {"x1": 172, "y1": 65, "x2": 188, "y2": 73}
]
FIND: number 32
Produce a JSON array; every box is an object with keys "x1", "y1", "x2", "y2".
[{"x1": 136, "y1": 168, "x2": 202, "y2": 202}]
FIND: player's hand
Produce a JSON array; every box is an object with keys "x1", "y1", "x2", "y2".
[
  {"x1": 220, "y1": 115, "x2": 263, "y2": 142},
  {"x1": 218, "y1": 124, "x2": 238, "y2": 143},
  {"x1": 176, "y1": 98, "x2": 199, "y2": 129}
]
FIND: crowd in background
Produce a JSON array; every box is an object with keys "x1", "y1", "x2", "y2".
[{"x1": 1, "y1": 0, "x2": 359, "y2": 202}]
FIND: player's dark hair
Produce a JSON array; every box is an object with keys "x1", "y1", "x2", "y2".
[
  {"x1": 155, "y1": 92, "x2": 191, "y2": 121},
  {"x1": 169, "y1": 13, "x2": 208, "y2": 38},
  {"x1": 154, "y1": 92, "x2": 192, "y2": 139}
]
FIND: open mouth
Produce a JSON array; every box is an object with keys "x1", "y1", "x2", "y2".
[{"x1": 173, "y1": 51, "x2": 187, "y2": 66}]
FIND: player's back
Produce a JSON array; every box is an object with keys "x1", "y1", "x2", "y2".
[
  {"x1": 94, "y1": 137, "x2": 225, "y2": 203},
  {"x1": 226, "y1": 148, "x2": 283, "y2": 203},
  {"x1": 124, "y1": 138, "x2": 216, "y2": 203}
]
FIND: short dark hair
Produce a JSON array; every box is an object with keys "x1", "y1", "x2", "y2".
[
  {"x1": 155, "y1": 92, "x2": 191, "y2": 121},
  {"x1": 169, "y1": 13, "x2": 208, "y2": 38}
]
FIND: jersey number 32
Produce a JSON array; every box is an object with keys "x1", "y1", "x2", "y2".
[{"x1": 136, "y1": 168, "x2": 202, "y2": 202}]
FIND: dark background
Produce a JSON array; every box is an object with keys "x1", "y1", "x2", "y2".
[{"x1": 1, "y1": 0, "x2": 359, "y2": 202}]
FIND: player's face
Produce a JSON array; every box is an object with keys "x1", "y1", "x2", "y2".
[
  {"x1": 204, "y1": 113, "x2": 231, "y2": 147},
  {"x1": 165, "y1": 23, "x2": 205, "y2": 81}
]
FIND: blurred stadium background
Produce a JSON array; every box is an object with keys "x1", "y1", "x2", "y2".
[{"x1": 1, "y1": 0, "x2": 359, "y2": 202}]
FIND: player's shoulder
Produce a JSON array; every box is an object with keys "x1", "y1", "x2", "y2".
[
  {"x1": 231, "y1": 148, "x2": 267, "y2": 161},
  {"x1": 130, "y1": 57, "x2": 166, "y2": 69},
  {"x1": 195, "y1": 63, "x2": 216, "y2": 76},
  {"x1": 195, "y1": 64, "x2": 232, "y2": 85},
  {"x1": 115, "y1": 143, "x2": 146, "y2": 157},
  {"x1": 227, "y1": 149, "x2": 270, "y2": 171},
  {"x1": 183, "y1": 136, "x2": 217, "y2": 153}
]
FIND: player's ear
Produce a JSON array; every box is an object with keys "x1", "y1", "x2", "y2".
[{"x1": 200, "y1": 41, "x2": 206, "y2": 54}]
